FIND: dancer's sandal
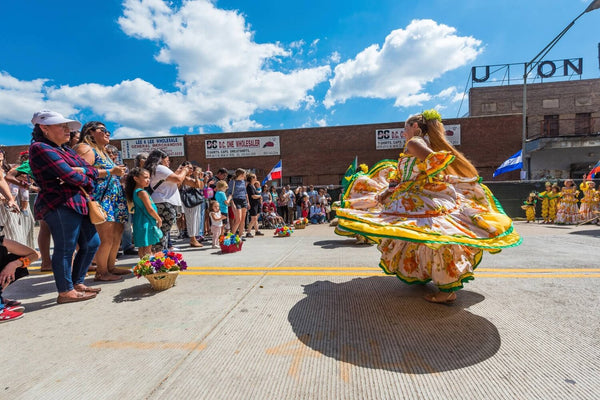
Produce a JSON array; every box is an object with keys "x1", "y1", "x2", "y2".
[{"x1": 424, "y1": 292, "x2": 457, "y2": 304}]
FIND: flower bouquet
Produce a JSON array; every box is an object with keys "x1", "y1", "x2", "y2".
[
  {"x1": 219, "y1": 232, "x2": 243, "y2": 253},
  {"x1": 133, "y1": 250, "x2": 188, "y2": 291},
  {"x1": 274, "y1": 225, "x2": 294, "y2": 237},
  {"x1": 294, "y1": 218, "x2": 308, "y2": 229}
]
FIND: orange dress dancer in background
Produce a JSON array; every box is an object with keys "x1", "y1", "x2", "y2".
[
  {"x1": 334, "y1": 110, "x2": 521, "y2": 303},
  {"x1": 579, "y1": 180, "x2": 599, "y2": 223},
  {"x1": 555, "y1": 179, "x2": 580, "y2": 224}
]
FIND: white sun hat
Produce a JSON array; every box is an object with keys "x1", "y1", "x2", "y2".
[{"x1": 31, "y1": 110, "x2": 82, "y2": 131}]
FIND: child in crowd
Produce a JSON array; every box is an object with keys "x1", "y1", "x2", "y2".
[
  {"x1": 124, "y1": 168, "x2": 163, "y2": 258},
  {"x1": 209, "y1": 200, "x2": 227, "y2": 248},
  {"x1": 265, "y1": 203, "x2": 285, "y2": 226},
  {"x1": 214, "y1": 180, "x2": 231, "y2": 233},
  {"x1": 522, "y1": 192, "x2": 537, "y2": 223},
  {"x1": 301, "y1": 194, "x2": 310, "y2": 218},
  {"x1": 0, "y1": 230, "x2": 40, "y2": 322},
  {"x1": 309, "y1": 202, "x2": 326, "y2": 224}
]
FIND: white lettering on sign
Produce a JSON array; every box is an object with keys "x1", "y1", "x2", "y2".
[
  {"x1": 121, "y1": 136, "x2": 185, "y2": 159},
  {"x1": 205, "y1": 136, "x2": 280, "y2": 158},
  {"x1": 375, "y1": 125, "x2": 461, "y2": 150}
]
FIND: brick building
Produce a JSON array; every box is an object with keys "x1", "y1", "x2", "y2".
[
  {"x1": 469, "y1": 78, "x2": 600, "y2": 179},
  {"x1": 2, "y1": 114, "x2": 522, "y2": 185}
]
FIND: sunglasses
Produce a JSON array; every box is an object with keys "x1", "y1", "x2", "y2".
[{"x1": 96, "y1": 127, "x2": 111, "y2": 135}]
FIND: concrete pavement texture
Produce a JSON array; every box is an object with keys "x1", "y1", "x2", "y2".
[{"x1": 2, "y1": 222, "x2": 599, "y2": 400}]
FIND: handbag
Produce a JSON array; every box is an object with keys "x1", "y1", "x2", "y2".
[
  {"x1": 180, "y1": 186, "x2": 205, "y2": 208},
  {"x1": 79, "y1": 187, "x2": 107, "y2": 225}
]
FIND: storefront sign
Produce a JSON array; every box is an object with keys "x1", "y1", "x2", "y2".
[
  {"x1": 121, "y1": 136, "x2": 185, "y2": 159},
  {"x1": 375, "y1": 125, "x2": 461, "y2": 150},
  {"x1": 205, "y1": 136, "x2": 280, "y2": 158}
]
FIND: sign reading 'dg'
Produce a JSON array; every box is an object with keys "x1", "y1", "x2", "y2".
[
  {"x1": 375, "y1": 125, "x2": 461, "y2": 150},
  {"x1": 121, "y1": 136, "x2": 185, "y2": 159},
  {"x1": 205, "y1": 136, "x2": 280, "y2": 158}
]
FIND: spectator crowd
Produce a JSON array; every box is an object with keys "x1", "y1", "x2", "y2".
[{"x1": 0, "y1": 110, "x2": 334, "y2": 322}]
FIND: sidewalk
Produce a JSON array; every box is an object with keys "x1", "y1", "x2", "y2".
[{"x1": 2, "y1": 222, "x2": 599, "y2": 399}]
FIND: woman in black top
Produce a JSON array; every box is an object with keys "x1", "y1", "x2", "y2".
[{"x1": 245, "y1": 173, "x2": 263, "y2": 237}]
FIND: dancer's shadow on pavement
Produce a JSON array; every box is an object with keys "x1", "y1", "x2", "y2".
[
  {"x1": 569, "y1": 229, "x2": 600, "y2": 238},
  {"x1": 313, "y1": 239, "x2": 371, "y2": 249},
  {"x1": 288, "y1": 276, "x2": 499, "y2": 374}
]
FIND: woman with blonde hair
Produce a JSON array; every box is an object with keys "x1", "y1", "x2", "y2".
[
  {"x1": 227, "y1": 168, "x2": 249, "y2": 238},
  {"x1": 334, "y1": 110, "x2": 521, "y2": 303},
  {"x1": 75, "y1": 121, "x2": 129, "y2": 281}
]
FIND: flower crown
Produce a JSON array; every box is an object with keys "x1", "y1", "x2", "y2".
[{"x1": 422, "y1": 109, "x2": 442, "y2": 123}]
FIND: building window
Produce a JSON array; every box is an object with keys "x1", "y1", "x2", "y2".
[
  {"x1": 289, "y1": 176, "x2": 303, "y2": 185},
  {"x1": 574, "y1": 113, "x2": 591, "y2": 135},
  {"x1": 542, "y1": 115, "x2": 559, "y2": 137}
]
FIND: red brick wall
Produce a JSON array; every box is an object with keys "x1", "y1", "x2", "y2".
[{"x1": 2, "y1": 114, "x2": 523, "y2": 183}]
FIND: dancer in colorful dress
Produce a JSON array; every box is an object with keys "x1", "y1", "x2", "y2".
[
  {"x1": 334, "y1": 110, "x2": 521, "y2": 303},
  {"x1": 522, "y1": 192, "x2": 537, "y2": 223},
  {"x1": 578, "y1": 180, "x2": 599, "y2": 223},
  {"x1": 538, "y1": 182, "x2": 552, "y2": 223},
  {"x1": 555, "y1": 179, "x2": 580, "y2": 224},
  {"x1": 546, "y1": 184, "x2": 561, "y2": 224}
]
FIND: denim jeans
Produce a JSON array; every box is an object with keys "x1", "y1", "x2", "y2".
[
  {"x1": 120, "y1": 214, "x2": 134, "y2": 251},
  {"x1": 197, "y1": 202, "x2": 205, "y2": 237},
  {"x1": 44, "y1": 206, "x2": 100, "y2": 292}
]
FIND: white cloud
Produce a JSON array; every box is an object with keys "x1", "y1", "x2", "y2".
[
  {"x1": 324, "y1": 19, "x2": 482, "y2": 109},
  {"x1": 0, "y1": 72, "x2": 77, "y2": 125},
  {"x1": 329, "y1": 51, "x2": 341, "y2": 63},
  {"x1": 0, "y1": 0, "x2": 331, "y2": 136}
]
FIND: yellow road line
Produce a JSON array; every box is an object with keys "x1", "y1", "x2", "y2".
[{"x1": 180, "y1": 271, "x2": 600, "y2": 278}]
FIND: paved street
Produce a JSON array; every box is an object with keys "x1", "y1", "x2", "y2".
[{"x1": 2, "y1": 221, "x2": 599, "y2": 399}]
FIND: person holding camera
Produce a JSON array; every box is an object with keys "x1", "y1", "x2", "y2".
[
  {"x1": 144, "y1": 150, "x2": 190, "y2": 251},
  {"x1": 180, "y1": 165, "x2": 206, "y2": 247}
]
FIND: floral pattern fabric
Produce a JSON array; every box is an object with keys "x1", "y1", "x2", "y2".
[
  {"x1": 91, "y1": 149, "x2": 129, "y2": 224},
  {"x1": 578, "y1": 182, "x2": 599, "y2": 222},
  {"x1": 555, "y1": 186, "x2": 580, "y2": 224},
  {"x1": 334, "y1": 146, "x2": 520, "y2": 292}
]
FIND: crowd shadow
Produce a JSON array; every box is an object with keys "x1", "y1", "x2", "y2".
[
  {"x1": 4, "y1": 270, "x2": 138, "y2": 311},
  {"x1": 113, "y1": 283, "x2": 159, "y2": 303},
  {"x1": 288, "y1": 276, "x2": 500, "y2": 374},
  {"x1": 3, "y1": 273, "x2": 58, "y2": 312}
]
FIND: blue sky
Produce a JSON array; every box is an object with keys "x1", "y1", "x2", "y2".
[{"x1": 0, "y1": 0, "x2": 598, "y2": 146}]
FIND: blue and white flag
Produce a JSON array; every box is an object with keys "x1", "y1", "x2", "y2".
[{"x1": 492, "y1": 150, "x2": 522, "y2": 178}]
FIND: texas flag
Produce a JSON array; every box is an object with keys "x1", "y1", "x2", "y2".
[{"x1": 261, "y1": 160, "x2": 282, "y2": 185}]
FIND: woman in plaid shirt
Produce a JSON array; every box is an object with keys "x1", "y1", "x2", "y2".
[{"x1": 29, "y1": 111, "x2": 101, "y2": 304}]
